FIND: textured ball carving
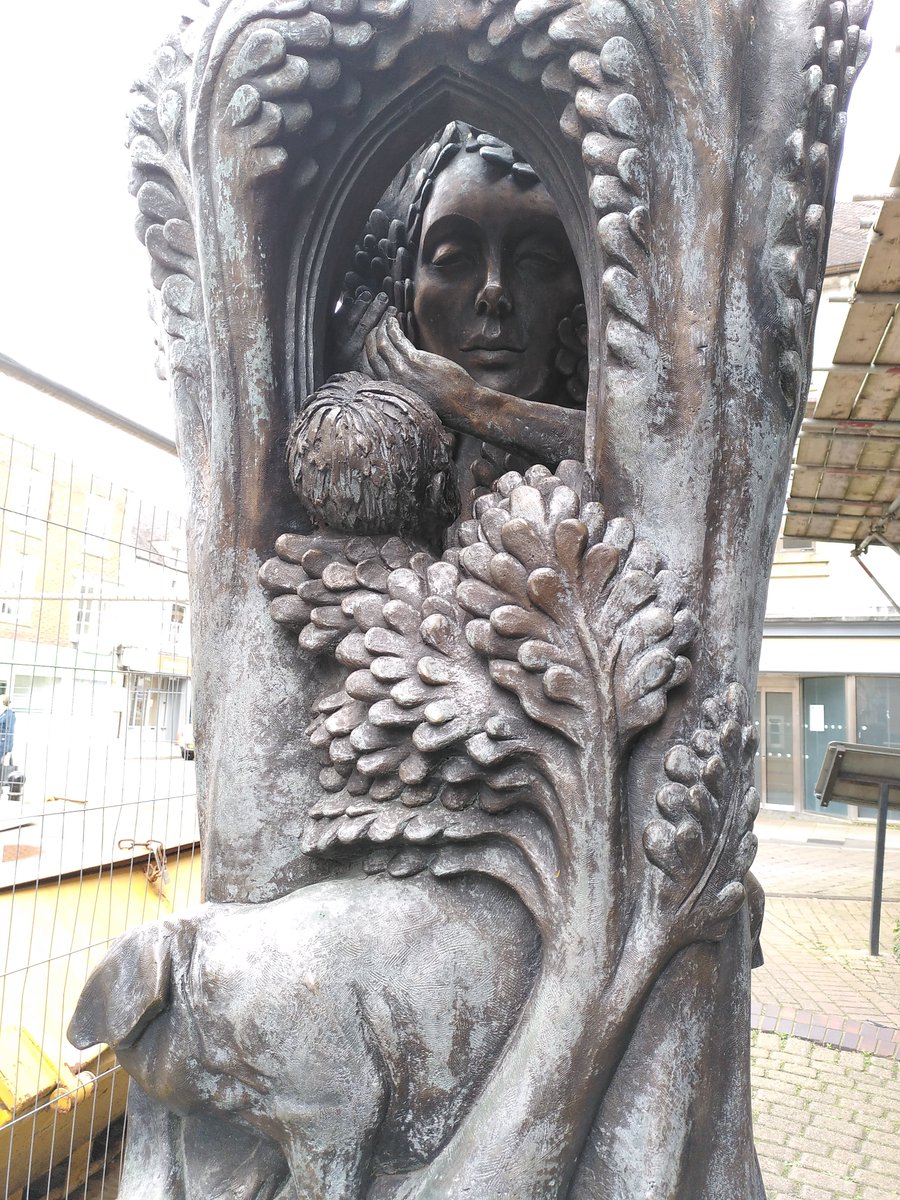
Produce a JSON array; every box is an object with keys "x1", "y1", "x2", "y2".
[{"x1": 287, "y1": 372, "x2": 460, "y2": 540}]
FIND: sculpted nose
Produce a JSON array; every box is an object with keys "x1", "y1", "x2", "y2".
[{"x1": 475, "y1": 280, "x2": 512, "y2": 319}]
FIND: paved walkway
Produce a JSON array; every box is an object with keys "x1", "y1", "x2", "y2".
[{"x1": 750, "y1": 812, "x2": 900, "y2": 1200}]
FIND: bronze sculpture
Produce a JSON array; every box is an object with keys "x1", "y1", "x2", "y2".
[{"x1": 69, "y1": 2, "x2": 870, "y2": 1197}]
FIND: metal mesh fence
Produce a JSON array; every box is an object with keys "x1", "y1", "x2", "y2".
[{"x1": 0, "y1": 432, "x2": 199, "y2": 1199}]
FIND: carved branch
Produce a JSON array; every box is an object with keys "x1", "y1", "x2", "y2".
[
  {"x1": 642, "y1": 682, "x2": 760, "y2": 940},
  {"x1": 382, "y1": 683, "x2": 758, "y2": 1200}
]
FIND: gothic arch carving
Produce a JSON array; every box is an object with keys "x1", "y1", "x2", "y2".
[{"x1": 285, "y1": 65, "x2": 598, "y2": 410}]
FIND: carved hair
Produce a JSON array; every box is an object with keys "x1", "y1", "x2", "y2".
[
  {"x1": 404, "y1": 123, "x2": 540, "y2": 263},
  {"x1": 287, "y1": 372, "x2": 460, "y2": 541}
]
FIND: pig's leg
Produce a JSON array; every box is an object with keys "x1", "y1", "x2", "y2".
[
  {"x1": 281, "y1": 1045, "x2": 388, "y2": 1200},
  {"x1": 181, "y1": 1114, "x2": 290, "y2": 1200},
  {"x1": 117, "y1": 1083, "x2": 186, "y2": 1200}
]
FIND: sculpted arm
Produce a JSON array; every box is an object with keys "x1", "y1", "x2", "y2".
[{"x1": 365, "y1": 312, "x2": 584, "y2": 466}]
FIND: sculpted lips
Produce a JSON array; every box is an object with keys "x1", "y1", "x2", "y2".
[
  {"x1": 460, "y1": 334, "x2": 525, "y2": 353},
  {"x1": 459, "y1": 338, "x2": 525, "y2": 366},
  {"x1": 462, "y1": 347, "x2": 524, "y2": 371}
]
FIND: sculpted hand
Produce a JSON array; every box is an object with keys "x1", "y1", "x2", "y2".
[
  {"x1": 366, "y1": 310, "x2": 583, "y2": 465},
  {"x1": 333, "y1": 291, "x2": 391, "y2": 374},
  {"x1": 365, "y1": 311, "x2": 475, "y2": 421}
]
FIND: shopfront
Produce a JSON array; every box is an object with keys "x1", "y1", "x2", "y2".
[
  {"x1": 124, "y1": 670, "x2": 188, "y2": 744},
  {"x1": 755, "y1": 621, "x2": 900, "y2": 816}
]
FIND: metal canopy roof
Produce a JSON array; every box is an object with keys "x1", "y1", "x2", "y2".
[{"x1": 785, "y1": 154, "x2": 900, "y2": 549}]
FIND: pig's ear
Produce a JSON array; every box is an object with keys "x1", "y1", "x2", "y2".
[{"x1": 67, "y1": 922, "x2": 176, "y2": 1050}]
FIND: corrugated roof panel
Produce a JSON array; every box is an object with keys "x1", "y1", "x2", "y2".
[
  {"x1": 833, "y1": 517, "x2": 867, "y2": 542},
  {"x1": 849, "y1": 374, "x2": 900, "y2": 420},
  {"x1": 806, "y1": 515, "x2": 842, "y2": 539},
  {"x1": 817, "y1": 473, "x2": 852, "y2": 500},
  {"x1": 856, "y1": 441, "x2": 899, "y2": 471},
  {"x1": 857, "y1": 203, "x2": 900, "y2": 293},
  {"x1": 826, "y1": 438, "x2": 867, "y2": 468},
  {"x1": 831, "y1": 301, "x2": 895, "y2": 363},
  {"x1": 796, "y1": 433, "x2": 834, "y2": 464},
  {"x1": 877, "y1": 318, "x2": 900, "y2": 367},
  {"x1": 815, "y1": 371, "x2": 869, "y2": 418},
  {"x1": 782, "y1": 516, "x2": 811, "y2": 540},
  {"x1": 788, "y1": 162, "x2": 899, "y2": 546},
  {"x1": 843, "y1": 474, "x2": 880, "y2": 503},
  {"x1": 825, "y1": 201, "x2": 881, "y2": 271}
]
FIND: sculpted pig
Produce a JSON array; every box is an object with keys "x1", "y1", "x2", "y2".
[{"x1": 68, "y1": 874, "x2": 537, "y2": 1199}]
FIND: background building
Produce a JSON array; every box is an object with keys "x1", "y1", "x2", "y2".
[
  {"x1": 0, "y1": 431, "x2": 191, "y2": 797},
  {"x1": 756, "y1": 192, "x2": 900, "y2": 818},
  {"x1": 0, "y1": 363, "x2": 192, "y2": 811}
]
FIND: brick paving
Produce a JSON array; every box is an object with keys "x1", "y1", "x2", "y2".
[
  {"x1": 751, "y1": 1033, "x2": 899, "y2": 1200},
  {"x1": 750, "y1": 815, "x2": 900, "y2": 1200}
]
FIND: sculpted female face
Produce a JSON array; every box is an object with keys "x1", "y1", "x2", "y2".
[{"x1": 412, "y1": 150, "x2": 583, "y2": 404}]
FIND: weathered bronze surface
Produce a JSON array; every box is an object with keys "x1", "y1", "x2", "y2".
[{"x1": 70, "y1": 2, "x2": 870, "y2": 1196}]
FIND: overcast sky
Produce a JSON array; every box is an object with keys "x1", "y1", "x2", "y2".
[{"x1": 1, "y1": 1, "x2": 897, "y2": 448}]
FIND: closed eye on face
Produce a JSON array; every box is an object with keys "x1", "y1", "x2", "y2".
[
  {"x1": 510, "y1": 231, "x2": 571, "y2": 275},
  {"x1": 427, "y1": 241, "x2": 478, "y2": 269}
]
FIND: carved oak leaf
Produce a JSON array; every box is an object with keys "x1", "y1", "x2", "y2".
[
  {"x1": 128, "y1": 26, "x2": 210, "y2": 443},
  {"x1": 643, "y1": 681, "x2": 760, "y2": 943},
  {"x1": 207, "y1": 0, "x2": 413, "y2": 193},
  {"x1": 130, "y1": 0, "x2": 417, "y2": 459},
  {"x1": 459, "y1": 0, "x2": 871, "y2": 411},
  {"x1": 260, "y1": 530, "x2": 418, "y2": 650},
  {"x1": 767, "y1": 2, "x2": 872, "y2": 409},
  {"x1": 456, "y1": 2, "x2": 655, "y2": 372},
  {"x1": 262, "y1": 460, "x2": 696, "y2": 927},
  {"x1": 129, "y1": 44, "x2": 199, "y2": 315}
]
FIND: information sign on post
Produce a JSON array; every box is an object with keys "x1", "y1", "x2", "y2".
[{"x1": 815, "y1": 743, "x2": 900, "y2": 957}]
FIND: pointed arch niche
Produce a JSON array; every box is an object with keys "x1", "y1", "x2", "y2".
[{"x1": 285, "y1": 65, "x2": 602, "y2": 455}]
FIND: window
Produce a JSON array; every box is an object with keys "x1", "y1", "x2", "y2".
[
  {"x1": 856, "y1": 676, "x2": 900, "y2": 749},
  {"x1": 854, "y1": 675, "x2": 900, "y2": 818},
  {"x1": 73, "y1": 572, "x2": 103, "y2": 642},
  {"x1": 12, "y1": 671, "x2": 60, "y2": 712},
  {"x1": 774, "y1": 534, "x2": 815, "y2": 556},
  {"x1": 7, "y1": 466, "x2": 51, "y2": 529},
  {"x1": 169, "y1": 603, "x2": 186, "y2": 634},
  {"x1": 74, "y1": 583, "x2": 99, "y2": 640},
  {"x1": 755, "y1": 678, "x2": 804, "y2": 810},
  {"x1": 84, "y1": 493, "x2": 112, "y2": 556},
  {"x1": 0, "y1": 554, "x2": 33, "y2": 625},
  {"x1": 802, "y1": 676, "x2": 847, "y2": 816}
]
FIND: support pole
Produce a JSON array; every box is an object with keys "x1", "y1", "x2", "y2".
[{"x1": 869, "y1": 779, "x2": 890, "y2": 957}]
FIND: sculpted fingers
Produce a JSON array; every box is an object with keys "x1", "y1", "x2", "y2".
[
  {"x1": 365, "y1": 310, "x2": 406, "y2": 381},
  {"x1": 336, "y1": 292, "x2": 389, "y2": 372},
  {"x1": 345, "y1": 292, "x2": 372, "y2": 331},
  {"x1": 364, "y1": 326, "x2": 389, "y2": 379},
  {"x1": 376, "y1": 315, "x2": 408, "y2": 374},
  {"x1": 384, "y1": 313, "x2": 424, "y2": 367},
  {"x1": 357, "y1": 292, "x2": 390, "y2": 339},
  {"x1": 384, "y1": 311, "x2": 408, "y2": 348}
]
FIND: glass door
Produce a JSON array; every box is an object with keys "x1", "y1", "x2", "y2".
[
  {"x1": 755, "y1": 677, "x2": 802, "y2": 810},
  {"x1": 802, "y1": 676, "x2": 847, "y2": 816},
  {"x1": 854, "y1": 675, "x2": 900, "y2": 818}
]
